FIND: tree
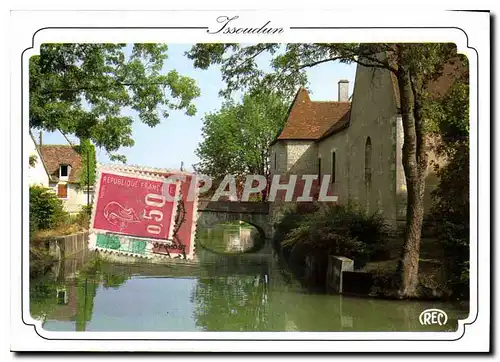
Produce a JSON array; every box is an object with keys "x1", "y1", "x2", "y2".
[
  {"x1": 195, "y1": 90, "x2": 288, "y2": 180},
  {"x1": 30, "y1": 44, "x2": 201, "y2": 161},
  {"x1": 76, "y1": 138, "x2": 97, "y2": 188},
  {"x1": 29, "y1": 185, "x2": 67, "y2": 234},
  {"x1": 429, "y1": 70, "x2": 469, "y2": 299},
  {"x1": 186, "y1": 43, "x2": 464, "y2": 297}
]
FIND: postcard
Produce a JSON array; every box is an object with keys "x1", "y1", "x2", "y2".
[{"x1": 9, "y1": 8, "x2": 490, "y2": 353}]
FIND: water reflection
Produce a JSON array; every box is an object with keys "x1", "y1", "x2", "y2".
[
  {"x1": 30, "y1": 225, "x2": 468, "y2": 332},
  {"x1": 197, "y1": 221, "x2": 263, "y2": 254},
  {"x1": 30, "y1": 251, "x2": 131, "y2": 331},
  {"x1": 191, "y1": 275, "x2": 269, "y2": 331}
]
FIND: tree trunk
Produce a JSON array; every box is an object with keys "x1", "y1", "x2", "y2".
[{"x1": 396, "y1": 68, "x2": 427, "y2": 298}]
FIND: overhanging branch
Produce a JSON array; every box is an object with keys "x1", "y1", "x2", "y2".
[
  {"x1": 41, "y1": 81, "x2": 170, "y2": 95},
  {"x1": 297, "y1": 56, "x2": 345, "y2": 70}
]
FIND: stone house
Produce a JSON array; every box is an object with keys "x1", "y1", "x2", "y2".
[
  {"x1": 270, "y1": 59, "x2": 465, "y2": 226},
  {"x1": 36, "y1": 141, "x2": 94, "y2": 214}
]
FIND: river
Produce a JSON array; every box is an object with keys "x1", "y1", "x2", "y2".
[{"x1": 30, "y1": 223, "x2": 469, "y2": 332}]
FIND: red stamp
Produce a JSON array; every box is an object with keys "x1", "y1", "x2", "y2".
[
  {"x1": 92, "y1": 170, "x2": 178, "y2": 241},
  {"x1": 151, "y1": 171, "x2": 198, "y2": 257}
]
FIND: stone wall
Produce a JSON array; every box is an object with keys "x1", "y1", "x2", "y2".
[
  {"x1": 317, "y1": 128, "x2": 350, "y2": 204},
  {"x1": 395, "y1": 116, "x2": 446, "y2": 220},
  {"x1": 271, "y1": 55, "x2": 446, "y2": 227},
  {"x1": 286, "y1": 140, "x2": 318, "y2": 176},
  {"x1": 48, "y1": 231, "x2": 89, "y2": 260},
  {"x1": 270, "y1": 141, "x2": 287, "y2": 175},
  {"x1": 395, "y1": 115, "x2": 407, "y2": 220},
  {"x1": 345, "y1": 63, "x2": 400, "y2": 224},
  {"x1": 318, "y1": 61, "x2": 400, "y2": 224},
  {"x1": 269, "y1": 140, "x2": 319, "y2": 228},
  {"x1": 270, "y1": 140, "x2": 319, "y2": 177},
  {"x1": 197, "y1": 201, "x2": 271, "y2": 241}
]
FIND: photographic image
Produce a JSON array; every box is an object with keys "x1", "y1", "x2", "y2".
[{"x1": 10, "y1": 9, "x2": 489, "y2": 353}]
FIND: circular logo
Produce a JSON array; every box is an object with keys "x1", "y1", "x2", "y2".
[{"x1": 419, "y1": 309, "x2": 448, "y2": 326}]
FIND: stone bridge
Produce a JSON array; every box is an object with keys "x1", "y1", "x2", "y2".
[{"x1": 196, "y1": 200, "x2": 271, "y2": 241}]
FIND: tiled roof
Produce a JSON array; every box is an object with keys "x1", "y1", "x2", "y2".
[
  {"x1": 39, "y1": 145, "x2": 83, "y2": 183},
  {"x1": 276, "y1": 88, "x2": 351, "y2": 141},
  {"x1": 318, "y1": 109, "x2": 351, "y2": 141},
  {"x1": 274, "y1": 56, "x2": 466, "y2": 144}
]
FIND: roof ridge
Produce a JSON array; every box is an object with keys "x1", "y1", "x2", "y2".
[
  {"x1": 40, "y1": 144, "x2": 75, "y2": 146},
  {"x1": 310, "y1": 100, "x2": 351, "y2": 104}
]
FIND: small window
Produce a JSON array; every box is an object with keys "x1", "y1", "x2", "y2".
[
  {"x1": 57, "y1": 184, "x2": 68, "y2": 198},
  {"x1": 318, "y1": 158, "x2": 322, "y2": 180},
  {"x1": 365, "y1": 137, "x2": 372, "y2": 188},
  {"x1": 56, "y1": 289, "x2": 68, "y2": 305},
  {"x1": 274, "y1": 152, "x2": 277, "y2": 170},
  {"x1": 331, "y1": 152, "x2": 336, "y2": 184},
  {"x1": 60, "y1": 165, "x2": 69, "y2": 177}
]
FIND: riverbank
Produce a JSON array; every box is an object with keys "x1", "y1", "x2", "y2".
[
  {"x1": 360, "y1": 236, "x2": 453, "y2": 300},
  {"x1": 271, "y1": 203, "x2": 469, "y2": 304},
  {"x1": 30, "y1": 229, "x2": 90, "y2": 278},
  {"x1": 277, "y1": 235, "x2": 468, "y2": 304}
]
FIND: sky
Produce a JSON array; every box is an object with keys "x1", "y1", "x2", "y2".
[{"x1": 40, "y1": 44, "x2": 357, "y2": 172}]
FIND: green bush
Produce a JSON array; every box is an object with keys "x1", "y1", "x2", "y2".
[
  {"x1": 281, "y1": 204, "x2": 389, "y2": 269},
  {"x1": 271, "y1": 202, "x2": 320, "y2": 257},
  {"x1": 431, "y1": 146, "x2": 469, "y2": 300},
  {"x1": 75, "y1": 204, "x2": 93, "y2": 229},
  {"x1": 273, "y1": 203, "x2": 389, "y2": 290},
  {"x1": 29, "y1": 185, "x2": 68, "y2": 234}
]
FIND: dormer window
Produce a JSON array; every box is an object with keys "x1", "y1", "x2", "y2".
[{"x1": 59, "y1": 164, "x2": 70, "y2": 179}]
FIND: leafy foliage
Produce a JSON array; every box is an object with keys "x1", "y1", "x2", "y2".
[
  {"x1": 194, "y1": 90, "x2": 288, "y2": 179},
  {"x1": 30, "y1": 44, "x2": 201, "y2": 161},
  {"x1": 187, "y1": 43, "x2": 456, "y2": 100},
  {"x1": 29, "y1": 185, "x2": 68, "y2": 234},
  {"x1": 29, "y1": 275, "x2": 60, "y2": 320},
  {"x1": 280, "y1": 204, "x2": 389, "y2": 270},
  {"x1": 74, "y1": 204, "x2": 93, "y2": 229},
  {"x1": 430, "y1": 72, "x2": 470, "y2": 300},
  {"x1": 187, "y1": 42, "x2": 465, "y2": 297},
  {"x1": 29, "y1": 154, "x2": 38, "y2": 167},
  {"x1": 76, "y1": 138, "x2": 97, "y2": 187},
  {"x1": 271, "y1": 203, "x2": 320, "y2": 257}
]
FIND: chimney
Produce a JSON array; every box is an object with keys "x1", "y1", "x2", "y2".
[
  {"x1": 338, "y1": 79, "x2": 349, "y2": 102},
  {"x1": 39, "y1": 131, "x2": 43, "y2": 147}
]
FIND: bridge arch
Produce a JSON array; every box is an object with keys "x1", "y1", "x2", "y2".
[{"x1": 196, "y1": 201, "x2": 271, "y2": 242}]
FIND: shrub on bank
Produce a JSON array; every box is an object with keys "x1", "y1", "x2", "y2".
[
  {"x1": 275, "y1": 203, "x2": 389, "y2": 289},
  {"x1": 75, "y1": 204, "x2": 93, "y2": 229},
  {"x1": 281, "y1": 204, "x2": 389, "y2": 268},
  {"x1": 271, "y1": 202, "x2": 320, "y2": 259},
  {"x1": 430, "y1": 146, "x2": 469, "y2": 300},
  {"x1": 29, "y1": 185, "x2": 68, "y2": 235}
]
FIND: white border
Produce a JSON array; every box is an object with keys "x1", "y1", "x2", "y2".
[{"x1": 10, "y1": 9, "x2": 489, "y2": 352}]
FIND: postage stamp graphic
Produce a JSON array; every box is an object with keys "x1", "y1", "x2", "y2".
[
  {"x1": 89, "y1": 165, "x2": 198, "y2": 260},
  {"x1": 92, "y1": 171, "x2": 178, "y2": 241}
]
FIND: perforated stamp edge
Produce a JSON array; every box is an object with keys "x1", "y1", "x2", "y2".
[
  {"x1": 112, "y1": 165, "x2": 200, "y2": 261},
  {"x1": 88, "y1": 164, "x2": 184, "y2": 260}
]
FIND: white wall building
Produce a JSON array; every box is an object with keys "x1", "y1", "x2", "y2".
[
  {"x1": 29, "y1": 135, "x2": 94, "y2": 214},
  {"x1": 27, "y1": 134, "x2": 49, "y2": 187}
]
